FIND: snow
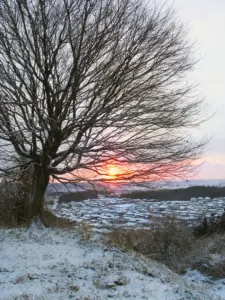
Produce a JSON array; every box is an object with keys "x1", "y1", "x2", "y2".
[
  {"x1": 113, "y1": 203, "x2": 134, "y2": 210},
  {"x1": 184, "y1": 270, "x2": 225, "y2": 299},
  {"x1": 50, "y1": 196, "x2": 225, "y2": 231},
  {"x1": 1, "y1": 226, "x2": 225, "y2": 299}
]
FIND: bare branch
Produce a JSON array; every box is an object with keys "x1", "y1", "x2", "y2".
[{"x1": 0, "y1": 0, "x2": 207, "y2": 218}]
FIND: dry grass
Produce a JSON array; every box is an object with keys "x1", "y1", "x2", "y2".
[
  {"x1": 77, "y1": 221, "x2": 93, "y2": 241},
  {"x1": 43, "y1": 210, "x2": 94, "y2": 242},
  {"x1": 187, "y1": 234, "x2": 225, "y2": 278},
  {"x1": 43, "y1": 209, "x2": 77, "y2": 228},
  {"x1": 103, "y1": 216, "x2": 194, "y2": 272},
  {"x1": 103, "y1": 216, "x2": 225, "y2": 277}
]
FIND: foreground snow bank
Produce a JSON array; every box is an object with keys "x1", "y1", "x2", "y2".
[{"x1": 0, "y1": 226, "x2": 224, "y2": 300}]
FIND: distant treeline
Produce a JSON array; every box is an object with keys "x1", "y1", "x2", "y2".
[
  {"x1": 120, "y1": 186, "x2": 225, "y2": 201},
  {"x1": 58, "y1": 191, "x2": 98, "y2": 203},
  {"x1": 48, "y1": 185, "x2": 225, "y2": 203}
]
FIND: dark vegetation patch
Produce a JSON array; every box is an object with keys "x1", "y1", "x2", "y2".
[
  {"x1": 0, "y1": 179, "x2": 77, "y2": 228},
  {"x1": 0, "y1": 179, "x2": 31, "y2": 227},
  {"x1": 58, "y1": 191, "x2": 98, "y2": 203},
  {"x1": 193, "y1": 210, "x2": 225, "y2": 237},
  {"x1": 121, "y1": 186, "x2": 225, "y2": 200},
  {"x1": 46, "y1": 191, "x2": 65, "y2": 198}
]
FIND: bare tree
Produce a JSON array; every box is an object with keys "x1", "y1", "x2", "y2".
[{"x1": 0, "y1": 0, "x2": 206, "y2": 222}]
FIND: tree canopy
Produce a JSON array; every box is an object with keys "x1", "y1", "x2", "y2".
[{"x1": 0, "y1": 0, "x2": 206, "y2": 220}]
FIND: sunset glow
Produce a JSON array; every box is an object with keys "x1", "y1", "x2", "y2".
[{"x1": 107, "y1": 165, "x2": 121, "y2": 179}]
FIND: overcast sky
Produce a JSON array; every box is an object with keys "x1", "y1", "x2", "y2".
[{"x1": 158, "y1": 0, "x2": 225, "y2": 179}]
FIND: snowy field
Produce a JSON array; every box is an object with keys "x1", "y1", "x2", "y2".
[
  {"x1": 50, "y1": 196, "x2": 225, "y2": 231},
  {"x1": 1, "y1": 226, "x2": 225, "y2": 300}
]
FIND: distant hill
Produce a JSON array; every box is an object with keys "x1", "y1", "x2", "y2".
[
  {"x1": 121, "y1": 186, "x2": 225, "y2": 200},
  {"x1": 46, "y1": 179, "x2": 225, "y2": 196}
]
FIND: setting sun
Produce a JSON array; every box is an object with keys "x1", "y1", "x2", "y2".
[{"x1": 107, "y1": 166, "x2": 120, "y2": 178}]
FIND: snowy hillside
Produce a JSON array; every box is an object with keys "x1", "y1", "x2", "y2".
[{"x1": 0, "y1": 226, "x2": 225, "y2": 300}]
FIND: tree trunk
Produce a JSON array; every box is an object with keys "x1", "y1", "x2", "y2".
[{"x1": 29, "y1": 167, "x2": 49, "y2": 226}]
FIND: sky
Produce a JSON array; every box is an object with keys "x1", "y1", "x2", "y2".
[{"x1": 158, "y1": 0, "x2": 225, "y2": 179}]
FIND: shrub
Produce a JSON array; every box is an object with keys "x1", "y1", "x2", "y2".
[
  {"x1": 193, "y1": 211, "x2": 225, "y2": 237},
  {"x1": 148, "y1": 217, "x2": 194, "y2": 261},
  {"x1": 0, "y1": 178, "x2": 31, "y2": 226},
  {"x1": 78, "y1": 221, "x2": 93, "y2": 242},
  {"x1": 188, "y1": 234, "x2": 225, "y2": 278},
  {"x1": 103, "y1": 216, "x2": 194, "y2": 272},
  {"x1": 0, "y1": 176, "x2": 79, "y2": 228},
  {"x1": 104, "y1": 216, "x2": 225, "y2": 277}
]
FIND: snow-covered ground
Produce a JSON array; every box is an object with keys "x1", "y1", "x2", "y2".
[
  {"x1": 50, "y1": 196, "x2": 225, "y2": 231},
  {"x1": 1, "y1": 226, "x2": 225, "y2": 300}
]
